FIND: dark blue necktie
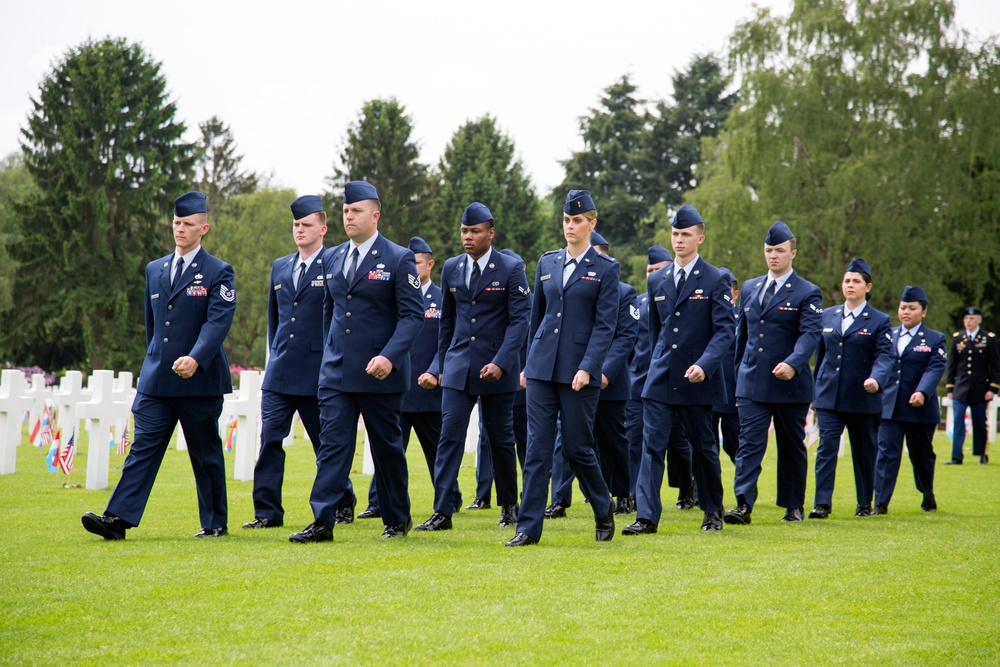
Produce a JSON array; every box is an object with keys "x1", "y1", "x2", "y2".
[
  {"x1": 172, "y1": 257, "x2": 184, "y2": 287},
  {"x1": 761, "y1": 280, "x2": 776, "y2": 310}
]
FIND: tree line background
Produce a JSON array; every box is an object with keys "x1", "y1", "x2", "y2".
[{"x1": 1, "y1": 0, "x2": 998, "y2": 378}]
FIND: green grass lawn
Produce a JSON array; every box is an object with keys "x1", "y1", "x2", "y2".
[{"x1": 2, "y1": 426, "x2": 998, "y2": 666}]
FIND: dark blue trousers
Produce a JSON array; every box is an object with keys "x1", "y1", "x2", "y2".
[
  {"x1": 107, "y1": 392, "x2": 226, "y2": 530},
  {"x1": 253, "y1": 390, "x2": 354, "y2": 522},
  {"x1": 874, "y1": 419, "x2": 936, "y2": 508},
  {"x1": 366, "y1": 411, "x2": 459, "y2": 514},
  {"x1": 553, "y1": 399, "x2": 630, "y2": 504},
  {"x1": 951, "y1": 399, "x2": 988, "y2": 460},
  {"x1": 714, "y1": 411, "x2": 739, "y2": 465},
  {"x1": 637, "y1": 401, "x2": 722, "y2": 524},
  {"x1": 475, "y1": 403, "x2": 527, "y2": 503},
  {"x1": 626, "y1": 400, "x2": 643, "y2": 497},
  {"x1": 517, "y1": 380, "x2": 611, "y2": 542},
  {"x1": 813, "y1": 409, "x2": 880, "y2": 510},
  {"x1": 734, "y1": 400, "x2": 810, "y2": 510},
  {"x1": 311, "y1": 389, "x2": 409, "y2": 527},
  {"x1": 433, "y1": 389, "x2": 517, "y2": 516}
]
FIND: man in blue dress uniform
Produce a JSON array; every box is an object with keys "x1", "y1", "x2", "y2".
[
  {"x1": 625, "y1": 246, "x2": 672, "y2": 513},
  {"x1": 507, "y1": 189, "x2": 620, "y2": 546},
  {"x1": 289, "y1": 181, "x2": 423, "y2": 542},
  {"x1": 713, "y1": 267, "x2": 741, "y2": 465},
  {"x1": 624, "y1": 204, "x2": 735, "y2": 534},
  {"x1": 873, "y1": 285, "x2": 947, "y2": 514},
  {"x1": 243, "y1": 195, "x2": 355, "y2": 530},
  {"x1": 724, "y1": 221, "x2": 823, "y2": 525},
  {"x1": 82, "y1": 190, "x2": 236, "y2": 539},
  {"x1": 415, "y1": 203, "x2": 529, "y2": 532},
  {"x1": 809, "y1": 258, "x2": 894, "y2": 519},
  {"x1": 359, "y1": 236, "x2": 462, "y2": 519},
  {"x1": 945, "y1": 306, "x2": 1000, "y2": 465}
]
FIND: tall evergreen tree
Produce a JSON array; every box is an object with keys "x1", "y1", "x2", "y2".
[
  {"x1": 193, "y1": 116, "x2": 259, "y2": 218},
  {"x1": 434, "y1": 116, "x2": 550, "y2": 264},
  {"x1": 12, "y1": 37, "x2": 194, "y2": 371},
  {"x1": 325, "y1": 98, "x2": 430, "y2": 247}
]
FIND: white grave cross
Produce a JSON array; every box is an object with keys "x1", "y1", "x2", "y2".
[
  {"x1": 0, "y1": 370, "x2": 33, "y2": 474},
  {"x1": 222, "y1": 370, "x2": 264, "y2": 481},
  {"x1": 77, "y1": 370, "x2": 132, "y2": 490}
]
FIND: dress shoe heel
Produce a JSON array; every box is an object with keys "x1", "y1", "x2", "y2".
[
  {"x1": 414, "y1": 512, "x2": 453, "y2": 531},
  {"x1": 595, "y1": 504, "x2": 615, "y2": 541},
  {"x1": 622, "y1": 519, "x2": 657, "y2": 535},
  {"x1": 723, "y1": 504, "x2": 752, "y2": 525},
  {"x1": 701, "y1": 509, "x2": 723, "y2": 531},
  {"x1": 289, "y1": 521, "x2": 333, "y2": 543},
  {"x1": 82, "y1": 512, "x2": 127, "y2": 540},
  {"x1": 505, "y1": 532, "x2": 538, "y2": 547},
  {"x1": 808, "y1": 505, "x2": 831, "y2": 519}
]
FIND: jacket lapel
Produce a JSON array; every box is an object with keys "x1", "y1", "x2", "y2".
[
  {"x1": 472, "y1": 250, "x2": 498, "y2": 298},
  {"x1": 349, "y1": 235, "x2": 384, "y2": 290},
  {"x1": 169, "y1": 248, "x2": 205, "y2": 298},
  {"x1": 563, "y1": 247, "x2": 595, "y2": 291},
  {"x1": 675, "y1": 258, "x2": 700, "y2": 304}
]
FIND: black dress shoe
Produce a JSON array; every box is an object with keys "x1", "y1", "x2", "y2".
[
  {"x1": 621, "y1": 519, "x2": 657, "y2": 535},
  {"x1": 981, "y1": 455, "x2": 989, "y2": 464},
  {"x1": 944, "y1": 459, "x2": 962, "y2": 465},
  {"x1": 808, "y1": 505, "x2": 831, "y2": 519},
  {"x1": 289, "y1": 521, "x2": 333, "y2": 543},
  {"x1": 627, "y1": 496, "x2": 637, "y2": 513},
  {"x1": 82, "y1": 512, "x2": 127, "y2": 540},
  {"x1": 701, "y1": 509, "x2": 723, "y2": 531},
  {"x1": 381, "y1": 517, "x2": 413, "y2": 538},
  {"x1": 595, "y1": 504, "x2": 615, "y2": 541},
  {"x1": 613, "y1": 497, "x2": 633, "y2": 515},
  {"x1": 465, "y1": 498, "x2": 491, "y2": 510},
  {"x1": 414, "y1": 512, "x2": 453, "y2": 531},
  {"x1": 781, "y1": 507, "x2": 804, "y2": 522},
  {"x1": 499, "y1": 504, "x2": 518, "y2": 527},
  {"x1": 242, "y1": 517, "x2": 282, "y2": 529},
  {"x1": 194, "y1": 526, "x2": 228, "y2": 537},
  {"x1": 723, "y1": 504, "x2": 752, "y2": 525},
  {"x1": 921, "y1": 494, "x2": 937, "y2": 512},
  {"x1": 544, "y1": 503, "x2": 567, "y2": 518},
  {"x1": 335, "y1": 496, "x2": 357, "y2": 524},
  {"x1": 676, "y1": 484, "x2": 697, "y2": 510},
  {"x1": 872, "y1": 504, "x2": 889, "y2": 515},
  {"x1": 505, "y1": 532, "x2": 538, "y2": 547},
  {"x1": 855, "y1": 505, "x2": 872, "y2": 517}
]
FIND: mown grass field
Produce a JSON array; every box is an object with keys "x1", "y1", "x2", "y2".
[{"x1": 2, "y1": 425, "x2": 997, "y2": 666}]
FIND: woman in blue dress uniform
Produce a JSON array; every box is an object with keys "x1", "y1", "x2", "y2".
[
  {"x1": 506, "y1": 190, "x2": 620, "y2": 546},
  {"x1": 809, "y1": 258, "x2": 894, "y2": 519}
]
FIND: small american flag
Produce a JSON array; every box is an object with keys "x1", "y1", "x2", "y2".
[
  {"x1": 39, "y1": 408, "x2": 53, "y2": 447},
  {"x1": 116, "y1": 422, "x2": 131, "y2": 456},
  {"x1": 57, "y1": 431, "x2": 75, "y2": 475}
]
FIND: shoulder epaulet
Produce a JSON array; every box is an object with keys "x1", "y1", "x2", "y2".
[
  {"x1": 953, "y1": 331, "x2": 961, "y2": 337},
  {"x1": 595, "y1": 253, "x2": 616, "y2": 264},
  {"x1": 541, "y1": 249, "x2": 560, "y2": 257}
]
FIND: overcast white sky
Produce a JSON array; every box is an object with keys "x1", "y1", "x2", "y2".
[{"x1": 2, "y1": 0, "x2": 998, "y2": 198}]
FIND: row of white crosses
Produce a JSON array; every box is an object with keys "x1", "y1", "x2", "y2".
[{"x1": 2, "y1": 367, "x2": 487, "y2": 487}]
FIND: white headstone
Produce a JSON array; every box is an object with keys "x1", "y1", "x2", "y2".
[
  {"x1": 221, "y1": 370, "x2": 264, "y2": 481},
  {"x1": 0, "y1": 370, "x2": 33, "y2": 474},
  {"x1": 112, "y1": 372, "x2": 135, "y2": 445},
  {"x1": 77, "y1": 370, "x2": 132, "y2": 490},
  {"x1": 24, "y1": 374, "x2": 50, "y2": 438},
  {"x1": 52, "y1": 371, "x2": 90, "y2": 445}
]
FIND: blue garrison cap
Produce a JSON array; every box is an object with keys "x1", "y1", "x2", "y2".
[
  {"x1": 408, "y1": 236, "x2": 433, "y2": 255},
  {"x1": 590, "y1": 230, "x2": 609, "y2": 246},
  {"x1": 344, "y1": 180, "x2": 379, "y2": 204},
  {"x1": 965, "y1": 306, "x2": 983, "y2": 316},
  {"x1": 719, "y1": 267, "x2": 736, "y2": 285},
  {"x1": 174, "y1": 191, "x2": 207, "y2": 217},
  {"x1": 647, "y1": 245, "x2": 672, "y2": 265},
  {"x1": 900, "y1": 285, "x2": 928, "y2": 303},
  {"x1": 291, "y1": 195, "x2": 323, "y2": 220},
  {"x1": 764, "y1": 221, "x2": 794, "y2": 245},
  {"x1": 672, "y1": 204, "x2": 703, "y2": 229},
  {"x1": 845, "y1": 258, "x2": 871, "y2": 277},
  {"x1": 461, "y1": 202, "x2": 493, "y2": 226},
  {"x1": 500, "y1": 248, "x2": 524, "y2": 265},
  {"x1": 564, "y1": 189, "x2": 596, "y2": 214}
]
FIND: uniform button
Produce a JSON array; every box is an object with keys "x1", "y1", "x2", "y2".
[
  {"x1": 471, "y1": 336, "x2": 476, "y2": 342},
  {"x1": 291, "y1": 317, "x2": 296, "y2": 323},
  {"x1": 760, "y1": 319, "x2": 765, "y2": 324},
  {"x1": 675, "y1": 312, "x2": 680, "y2": 317},
  {"x1": 559, "y1": 297, "x2": 563, "y2": 301},
  {"x1": 671, "y1": 344, "x2": 677, "y2": 349},
  {"x1": 471, "y1": 300, "x2": 476, "y2": 306},
  {"x1": 838, "y1": 342, "x2": 843, "y2": 347},
  {"x1": 837, "y1": 355, "x2": 841, "y2": 359},
  {"x1": 758, "y1": 347, "x2": 763, "y2": 352},
  {"x1": 556, "y1": 313, "x2": 561, "y2": 318},
  {"x1": 347, "y1": 295, "x2": 352, "y2": 300},
  {"x1": 290, "y1": 334, "x2": 295, "y2": 339},
  {"x1": 167, "y1": 305, "x2": 173, "y2": 310},
  {"x1": 346, "y1": 329, "x2": 351, "y2": 334},
  {"x1": 163, "y1": 338, "x2": 169, "y2": 343},
  {"x1": 165, "y1": 321, "x2": 170, "y2": 327},
  {"x1": 293, "y1": 301, "x2": 298, "y2": 307},
  {"x1": 346, "y1": 312, "x2": 351, "y2": 317},
  {"x1": 759, "y1": 334, "x2": 764, "y2": 338},
  {"x1": 673, "y1": 328, "x2": 678, "y2": 333},
  {"x1": 471, "y1": 318, "x2": 476, "y2": 323},
  {"x1": 835, "y1": 367, "x2": 840, "y2": 371},
  {"x1": 554, "y1": 329, "x2": 559, "y2": 334}
]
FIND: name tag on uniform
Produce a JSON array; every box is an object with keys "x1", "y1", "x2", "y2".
[
  {"x1": 274, "y1": 284, "x2": 282, "y2": 291},
  {"x1": 151, "y1": 293, "x2": 160, "y2": 300},
  {"x1": 450, "y1": 287, "x2": 458, "y2": 292},
  {"x1": 540, "y1": 274, "x2": 552, "y2": 281},
  {"x1": 823, "y1": 327, "x2": 834, "y2": 333},
  {"x1": 654, "y1": 296, "x2": 666, "y2": 302},
  {"x1": 187, "y1": 285, "x2": 208, "y2": 297}
]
